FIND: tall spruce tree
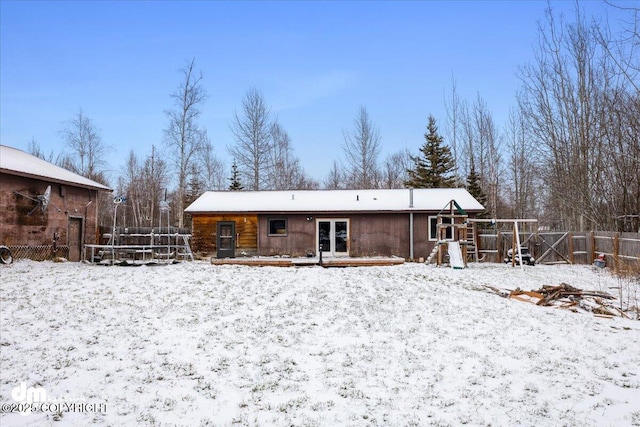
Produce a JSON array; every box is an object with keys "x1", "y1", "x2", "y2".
[
  {"x1": 405, "y1": 115, "x2": 456, "y2": 188},
  {"x1": 228, "y1": 161, "x2": 244, "y2": 191}
]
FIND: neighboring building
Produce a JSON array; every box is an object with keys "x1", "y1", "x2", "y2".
[
  {"x1": 0, "y1": 145, "x2": 112, "y2": 261},
  {"x1": 185, "y1": 188, "x2": 485, "y2": 259}
]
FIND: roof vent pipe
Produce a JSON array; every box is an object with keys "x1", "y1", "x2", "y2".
[
  {"x1": 357, "y1": 195, "x2": 359, "y2": 201},
  {"x1": 409, "y1": 188, "x2": 414, "y2": 208},
  {"x1": 292, "y1": 194, "x2": 295, "y2": 200}
]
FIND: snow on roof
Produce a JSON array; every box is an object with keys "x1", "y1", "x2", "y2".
[
  {"x1": 0, "y1": 145, "x2": 112, "y2": 191},
  {"x1": 185, "y1": 188, "x2": 485, "y2": 213}
]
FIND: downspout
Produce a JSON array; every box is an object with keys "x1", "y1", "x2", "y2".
[{"x1": 409, "y1": 188, "x2": 414, "y2": 260}]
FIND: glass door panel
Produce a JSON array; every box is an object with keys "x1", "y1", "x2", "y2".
[
  {"x1": 335, "y1": 221, "x2": 348, "y2": 253},
  {"x1": 317, "y1": 219, "x2": 349, "y2": 256},
  {"x1": 318, "y1": 221, "x2": 331, "y2": 252}
]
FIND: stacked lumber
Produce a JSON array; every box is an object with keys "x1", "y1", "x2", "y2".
[
  {"x1": 505, "y1": 283, "x2": 627, "y2": 319},
  {"x1": 531, "y1": 283, "x2": 615, "y2": 306}
]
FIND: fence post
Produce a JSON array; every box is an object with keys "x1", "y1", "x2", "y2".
[
  {"x1": 589, "y1": 231, "x2": 596, "y2": 264},
  {"x1": 613, "y1": 232, "x2": 620, "y2": 272},
  {"x1": 568, "y1": 232, "x2": 574, "y2": 264}
]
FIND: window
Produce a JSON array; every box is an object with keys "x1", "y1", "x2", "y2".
[
  {"x1": 268, "y1": 218, "x2": 287, "y2": 236},
  {"x1": 429, "y1": 216, "x2": 453, "y2": 241}
]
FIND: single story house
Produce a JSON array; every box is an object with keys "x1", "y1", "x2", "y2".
[
  {"x1": 0, "y1": 145, "x2": 112, "y2": 261},
  {"x1": 184, "y1": 188, "x2": 485, "y2": 260}
]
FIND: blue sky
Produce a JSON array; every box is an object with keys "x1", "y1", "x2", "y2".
[{"x1": 0, "y1": 0, "x2": 628, "y2": 184}]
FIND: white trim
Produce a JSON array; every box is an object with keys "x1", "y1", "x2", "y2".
[
  {"x1": 316, "y1": 218, "x2": 350, "y2": 257},
  {"x1": 428, "y1": 215, "x2": 454, "y2": 241}
]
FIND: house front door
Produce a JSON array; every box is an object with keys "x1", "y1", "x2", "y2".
[
  {"x1": 216, "y1": 221, "x2": 236, "y2": 258},
  {"x1": 317, "y1": 219, "x2": 349, "y2": 257}
]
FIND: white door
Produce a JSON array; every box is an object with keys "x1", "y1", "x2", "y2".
[{"x1": 317, "y1": 219, "x2": 349, "y2": 257}]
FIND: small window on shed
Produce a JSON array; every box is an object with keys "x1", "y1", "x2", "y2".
[
  {"x1": 268, "y1": 218, "x2": 287, "y2": 236},
  {"x1": 429, "y1": 216, "x2": 453, "y2": 241}
]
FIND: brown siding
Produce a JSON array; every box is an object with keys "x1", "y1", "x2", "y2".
[
  {"x1": 191, "y1": 214, "x2": 258, "y2": 255},
  {"x1": 259, "y1": 213, "x2": 437, "y2": 259},
  {"x1": 0, "y1": 173, "x2": 101, "y2": 259},
  {"x1": 413, "y1": 213, "x2": 434, "y2": 260},
  {"x1": 258, "y1": 215, "x2": 315, "y2": 257},
  {"x1": 349, "y1": 213, "x2": 433, "y2": 259},
  {"x1": 191, "y1": 211, "x2": 448, "y2": 260}
]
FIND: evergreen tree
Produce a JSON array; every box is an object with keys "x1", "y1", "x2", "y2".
[
  {"x1": 228, "y1": 161, "x2": 244, "y2": 191},
  {"x1": 405, "y1": 115, "x2": 456, "y2": 188},
  {"x1": 466, "y1": 160, "x2": 488, "y2": 217}
]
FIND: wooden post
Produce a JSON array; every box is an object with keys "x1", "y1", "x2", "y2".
[
  {"x1": 474, "y1": 222, "x2": 480, "y2": 260},
  {"x1": 460, "y1": 226, "x2": 467, "y2": 267},
  {"x1": 613, "y1": 232, "x2": 620, "y2": 272},
  {"x1": 568, "y1": 232, "x2": 574, "y2": 265},
  {"x1": 512, "y1": 225, "x2": 516, "y2": 267},
  {"x1": 437, "y1": 217, "x2": 443, "y2": 266},
  {"x1": 589, "y1": 231, "x2": 596, "y2": 264},
  {"x1": 514, "y1": 221, "x2": 524, "y2": 270}
]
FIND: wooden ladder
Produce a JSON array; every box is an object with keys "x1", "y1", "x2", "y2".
[
  {"x1": 465, "y1": 223, "x2": 479, "y2": 262},
  {"x1": 425, "y1": 243, "x2": 440, "y2": 264}
]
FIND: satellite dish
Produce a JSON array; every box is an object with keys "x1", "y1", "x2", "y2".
[
  {"x1": 40, "y1": 185, "x2": 51, "y2": 212},
  {"x1": 14, "y1": 185, "x2": 60, "y2": 216}
]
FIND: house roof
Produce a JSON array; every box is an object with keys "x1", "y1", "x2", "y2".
[
  {"x1": 0, "y1": 145, "x2": 112, "y2": 191},
  {"x1": 185, "y1": 188, "x2": 485, "y2": 214}
]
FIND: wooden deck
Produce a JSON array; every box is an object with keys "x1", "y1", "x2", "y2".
[{"x1": 210, "y1": 256, "x2": 405, "y2": 267}]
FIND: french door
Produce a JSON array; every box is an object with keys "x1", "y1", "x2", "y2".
[{"x1": 317, "y1": 219, "x2": 349, "y2": 257}]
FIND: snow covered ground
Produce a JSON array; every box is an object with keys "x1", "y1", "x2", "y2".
[{"x1": 1, "y1": 260, "x2": 639, "y2": 426}]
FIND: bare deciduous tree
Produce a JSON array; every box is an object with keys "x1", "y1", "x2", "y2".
[
  {"x1": 504, "y1": 106, "x2": 541, "y2": 219},
  {"x1": 117, "y1": 146, "x2": 169, "y2": 228},
  {"x1": 228, "y1": 87, "x2": 273, "y2": 191},
  {"x1": 27, "y1": 138, "x2": 55, "y2": 163},
  {"x1": 199, "y1": 138, "x2": 226, "y2": 191},
  {"x1": 380, "y1": 148, "x2": 412, "y2": 189},
  {"x1": 163, "y1": 58, "x2": 207, "y2": 227},
  {"x1": 342, "y1": 105, "x2": 381, "y2": 189},
  {"x1": 444, "y1": 75, "x2": 465, "y2": 183},
  {"x1": 324, "y1": 160, "x2": 345, "y2": 190},
  {"x1": 518, "y1": 5, "x2": 624, "y2": 230},
  {"x1": 60, "y1": 109, "x2": 108, "y2": 183},
  {"x1": 471, "y1": 95, "x2": 503, "y2": 217}
]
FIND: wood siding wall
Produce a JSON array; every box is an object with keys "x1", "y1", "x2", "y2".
[
  {"x1": 258, "y1": 215, "x2": 316, "y2": 257},
  {"x1": 0, "y1": 173, "x2": 101, "y2": 260},
  {"x1": 256, "y1": 213, "x2": 435, "y2": 259},
  {"x1": 191, "y1": 212, "x2": 441, "y2": 259},
  {"x1": 348, "y1": 213, "x2": 432, "y2": 259},
  {"x1": 191, "y1": 214, "x2": 258, "y2": 255}
]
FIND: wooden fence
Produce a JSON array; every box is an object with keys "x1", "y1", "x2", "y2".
[{"x1": 476, "y1": 230, "x2": 640, "y2": 268}]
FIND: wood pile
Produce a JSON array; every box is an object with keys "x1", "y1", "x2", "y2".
[{"x1": 503, "y1": 283, "x2": 628, "y2": 319}]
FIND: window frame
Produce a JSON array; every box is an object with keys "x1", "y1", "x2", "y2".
[
  {"x1": 267, "y1": 218, "x2": 288, "y2": 236},
  {"x1": 428, "y1": 215, "x2": 453, "y2": 241}
]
